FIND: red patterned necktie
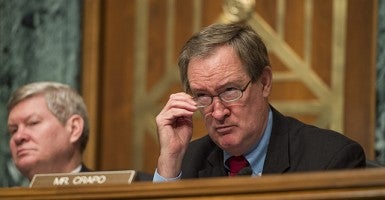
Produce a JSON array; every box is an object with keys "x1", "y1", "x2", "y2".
[{"x1": 227, "y1": 155, "x2": 250, "y2": 176}]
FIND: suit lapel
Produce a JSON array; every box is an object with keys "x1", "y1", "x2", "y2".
[
  {"x1": 262, "y1": 107, "x2": 290, "y2": 174},
  {"x1": 198, "y1": 146, "x2": 227, "y2": 177}
]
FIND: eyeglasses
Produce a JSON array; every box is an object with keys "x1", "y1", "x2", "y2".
[{"x1": 193, "y1": 80, "x2": 252, "y2": 108}]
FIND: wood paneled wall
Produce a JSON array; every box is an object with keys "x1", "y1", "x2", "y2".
[{"x1": 81, "y1": 0, "x2": 377, "y2": 173}]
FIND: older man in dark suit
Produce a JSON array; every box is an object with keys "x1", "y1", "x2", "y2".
[{"x1": 153, "y1": 23, "x2": 365, "y2": 181}]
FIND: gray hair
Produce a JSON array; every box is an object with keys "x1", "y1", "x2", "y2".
[
  {"x1": 7, "y1": 82, "x2": 89, "y2": 153},
  {"x1": 178, "y1": 23, "x2": 270, "y2": 93}
]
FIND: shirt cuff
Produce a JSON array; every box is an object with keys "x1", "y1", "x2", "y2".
[{"x1": 153, "y1": 168, "x2": 182, "y2": 182}]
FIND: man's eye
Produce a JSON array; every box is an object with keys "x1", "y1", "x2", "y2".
[
  {"x1": 27, "y1": 121, "x2": 39, "y2": 126},
  {"x1": 225, "y1": 87, "x2": 238, "y2": 91},
  {"x1": 195, "y1": 93, "x2": 209, "y2": 98},
  {"x1": 8, "y1": 128, "x2": 17, "y2": 135}
]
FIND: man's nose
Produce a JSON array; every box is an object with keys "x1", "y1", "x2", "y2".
[
  {"x1": 12, "y1": 127, "x2": 29, "y2": 145},
  {"x1": 211, "y1": 97, "x2": 230, "y2": 120}
]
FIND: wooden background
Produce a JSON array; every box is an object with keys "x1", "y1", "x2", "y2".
[{"x1": 81, "y1": 0, "x2": 377, "y2": 174}]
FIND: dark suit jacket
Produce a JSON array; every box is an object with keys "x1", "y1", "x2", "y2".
[
  {"x1": 181, "y1": 106, "x2": 366, "y2": 179},
  {"x1": 135, "y1": 171, "x2": 154, "y2": 181},
  {"x1": 80, "y1": 164, "x2": 91, "y2": 172}
]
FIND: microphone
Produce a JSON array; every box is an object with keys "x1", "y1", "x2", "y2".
[{"x1": 237, "y1": 166, "x2": 253, "y2": 176}]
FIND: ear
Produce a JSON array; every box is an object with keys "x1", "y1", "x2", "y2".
[
  {"x1": 260, "y1": 66, "x2": 272, "y2": 97},
  {"x1": 65, "y1": 114, "x2": 84, "y2": 144}
]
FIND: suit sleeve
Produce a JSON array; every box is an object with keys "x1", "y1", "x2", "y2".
[{"x1": 326, "y1": 142, "x2": 366, "y2": 169}]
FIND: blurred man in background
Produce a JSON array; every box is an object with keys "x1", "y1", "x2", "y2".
[{"x1": 7, "y1": 82, "x2": 90, "y2": 181}]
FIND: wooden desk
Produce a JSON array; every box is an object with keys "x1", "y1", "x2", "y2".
[{"x1": 2, "y1": 168, "x2": 385, "y2": 199}]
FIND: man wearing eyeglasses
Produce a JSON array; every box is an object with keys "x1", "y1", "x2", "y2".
[{"x1": 153, "y1": 23, "x2": 366, "y2": 181}]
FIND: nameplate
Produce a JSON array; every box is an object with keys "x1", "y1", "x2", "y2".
[{"x1": 29, "y1": 170, "x2": 136, "y2": 188}]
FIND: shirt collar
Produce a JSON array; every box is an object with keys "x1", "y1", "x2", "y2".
[{"x1": 71, "y1": 165, "x2": 83, "y2": 173}]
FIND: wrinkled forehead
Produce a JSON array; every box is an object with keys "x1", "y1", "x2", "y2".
[
  {"x1": 188, "y1": 46, "x2": 247, "y2": 82},
  {"x1": 7, "y1": 95, "x2": 49, "y2": 122}
]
